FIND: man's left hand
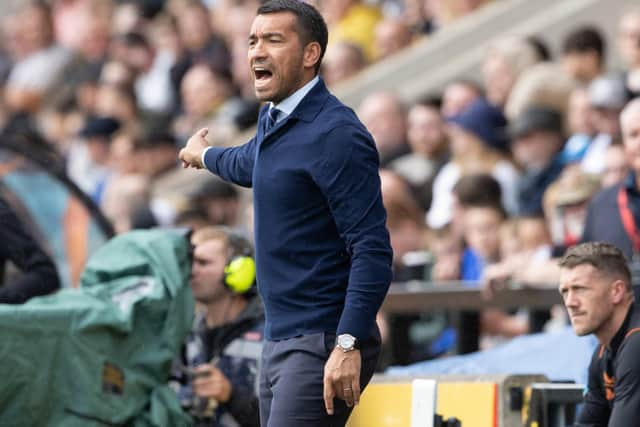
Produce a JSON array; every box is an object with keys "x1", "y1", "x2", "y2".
[{"x1": 323, "y1": 347, "x2": 361, "y2": 415}]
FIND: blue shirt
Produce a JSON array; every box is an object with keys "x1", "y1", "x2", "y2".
[{"x1": 203, "y1": 78, "x2": 393, "y2": 341}]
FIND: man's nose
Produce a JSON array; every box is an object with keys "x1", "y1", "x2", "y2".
[
  {"x1": 249, "y1": 41, "x2": 267, "y2": 60},
  {"x1": 565, "y1": 291, "x2": 579, "y2": 308}
]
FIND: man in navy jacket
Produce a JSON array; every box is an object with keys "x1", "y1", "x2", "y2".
[{"x1": 178, "y1": 1, "x2": 393, "y2": 426}]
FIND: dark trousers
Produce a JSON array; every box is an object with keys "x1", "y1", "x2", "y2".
[{"x1": 259, "y1": 327, "x2": 381, "y2": 427}]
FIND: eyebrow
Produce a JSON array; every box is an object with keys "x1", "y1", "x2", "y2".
[{"x1": 249, "y1": 31, "x2": 285, "y2": 40}]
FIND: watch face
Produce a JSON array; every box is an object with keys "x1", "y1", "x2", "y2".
[{"x1": 339, "y1": 334, "x2": 355, "y2": 349}]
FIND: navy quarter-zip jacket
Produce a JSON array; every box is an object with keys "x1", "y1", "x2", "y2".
[{"x1": 203, "y1": 79, "x2": 393, "y2": 341}]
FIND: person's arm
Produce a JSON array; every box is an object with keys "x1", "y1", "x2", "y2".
[
  {"x1": 0, "y1": 199, "x2": 60, "y2": 303},
  {"x1": 607, "y1": 335, "x2": 640, "y2": 426},
  {"x1": 315, "y1": 124, "x2": 393, "y2": 342},
  {"x1": 178, "y1": 128, "x2": 257, "y2": 188},
  {"x1": 576, "y1": 348, "x2": 611, "y2": 427},
  {"x1": 315, "y1": 124, "x2": 392, "y2": 413}
]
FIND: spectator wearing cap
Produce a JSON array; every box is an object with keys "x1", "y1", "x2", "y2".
[
  {"x1": 67, "y1": 116, "x2": 121, "y2": 204},
  {"x1": 427, "y1": 98, "x2": 519, "y2": 229},
  {"x1": 581, "y1": 74, "x2": 629, "y2": 175},
  {"x1": 509, "y1": 105, "x2": 566, "y2": 216}
]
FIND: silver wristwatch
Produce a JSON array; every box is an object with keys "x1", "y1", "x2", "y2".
[{"x1": 336, "y1": 334, "x2": 358, "y2": 352}]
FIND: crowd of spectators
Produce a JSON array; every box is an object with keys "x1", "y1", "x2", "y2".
[{"x1": 2, "y1": 0, "x2": 640, "y2": 369}]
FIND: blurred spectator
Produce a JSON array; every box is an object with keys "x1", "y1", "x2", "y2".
[
  {"x1": 461, "y1": 203, "x2": 505, "y2": 282},
  {"x1": 53, "y1": 3, "x2": 111, "y2": 108},
  {"x1": 5, "y1": 1, "x2": 74, "y2": 113},
  {"x1": 379, "y1": 169, "x2": 428, "y2": 280},
  {"x1": 428, "y1": 224, "x2": 463, "y2": 282},
  {"x1": 374, "y1": 18, "x2": 413, "y2": 61},
  {"x1": 136, "y1": 129, "x2": 180, "y2": 180},
  {"x1": 192, "y1": 178, "x2": 242, "y2": 228},
  {"x1": 0, "y1": 195, "x2": 61, "y2": 304},
  {"x1": 509, "y1": 106, "x2": 566, "y2": 216},
  {"x1": 324, "y1": 0, "x2": 382, "y2": 61},
  {"x1": 110, "y1": 1, "x2": 146, "y2": 36},
  {"x1": 101, "y1": 131, "x2": 150, "y2": 234},
  {"x1": 174, "y1": 207, "x2": 210, "y2": 232},
  {"x1": 461, "y1": 202, "x2": 529, "y2": 347},
  {"x1": 441, "y1": 79, "x2": 482, "y2": 117},
  {"x1": 358, "y1": 91, "x2": 410, "y2": 166},
  {"x1": 582, "y1": 97, "x2": 640, "y2": 258},
  {"x1": 581, "y1": 74, "x2": 629, "y2": 175},
  {"x1": 170, "y1": 0, "x2": 231, "y2": 100},
  {"x1": 558, "y1": 87, "x2": 597, "y2": 167},
  {"x1": 389, "y1": 99, "x2": 449, "y2": 211},
  {"x1": 67, "y1": 115, "x2": 121, "y2": 203},
  {"x1": 428, "y1": 98, "x2": 519, "y2": 229},
  {"x1": 602, "y1": 142, "x2": 629, "y2": 188},
  {"x1": 482, "y1": 168, "x2": 599, "y2": 292},
  {"x1": 221, "y1": 0, "x2": 260, "y2": 100},
  {"x1": 174, "y1": 64, "x2": 243, "y2": 145},
  {"x1": 94, "y1": 82, "x2": 139, "y2": 128},
  {"x1": 322, "y1": 41, "x2": 367, "y2": 87},
  {"x1": 110, "y1": 32, "x2": 176, "y2": 115},
  {"x1": 430, "y1": 173, "x2": 502, "y2": 280},
  {"x1": 482, "y1": 36, "x2": 542, "y2": 108},
  {"x1": 544, "y1": 167, "x2": 600, "y2": 249},
  {"x1": 504, "y1": 62, "x2": 578, "y2": 124},
  {"x1": 618, "y1": 8, "x2": 640, "y2": 97},
  {"x1": 561, "y1": 26, "x2": 606, "y2": 84},
  {"x1": 401, "y1": 0, "x2": 437, "y2": 34},
  {"x1": 100, "y1": 60, "x2": 135, "y2": 88}
]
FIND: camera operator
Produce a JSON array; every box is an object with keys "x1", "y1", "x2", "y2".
[{"x1": 173, "y1": 226, "x2": 263, "y2": 427}]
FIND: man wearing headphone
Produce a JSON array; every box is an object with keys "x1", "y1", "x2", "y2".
[{"x1": 174, "y1": 226, "x2": 263, "y2": 427}]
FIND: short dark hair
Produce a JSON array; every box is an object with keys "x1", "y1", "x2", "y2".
[
  {"x1": 257, "y1": 0, "x2": 328, "y2": 73},
  {"x1": 559, "y1": 242, "x2": 631, "y2": 289},
  {"x1": 453, "y1": 174, "x2": 503, "y2": 209},
  {"x1": 562, "y1": 26, "x2": 605, "y2": 63}
]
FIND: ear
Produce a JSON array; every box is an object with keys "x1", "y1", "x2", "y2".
[
  {"x1": 303, "y1": 41, "x2": 321, "y2": 70},
  {"x1": 610, "y1": 279, "x2": 629, "y2": 304}
]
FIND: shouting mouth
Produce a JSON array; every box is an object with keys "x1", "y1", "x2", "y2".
[{"x1": 253, "y1": 66, "x2": 273, "y2": 86}]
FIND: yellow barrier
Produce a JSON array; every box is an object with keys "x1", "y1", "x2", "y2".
[{"x1": 348, "y1": 374, "x2": 547, "y2": 427}]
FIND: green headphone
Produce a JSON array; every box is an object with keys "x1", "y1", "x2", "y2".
[{"x1": 222, "y1": 228, "x2": 256, "y2": 295}]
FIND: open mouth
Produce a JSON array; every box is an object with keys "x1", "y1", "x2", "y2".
[{"x1": 254, "y1": 68, "x2": 273, "y2": 81}]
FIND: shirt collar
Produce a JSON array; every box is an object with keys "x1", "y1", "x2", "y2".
[
  {"x1": 609, "y1": 304, "x2": 635, "y2": 355},
  {"x1": 270, "y1": 75, "x2": 319, "y2": 119}
]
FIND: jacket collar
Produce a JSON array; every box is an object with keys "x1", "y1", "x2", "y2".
[{"x1": 287, "y1": 77, "x2": 330, "y2": 123}]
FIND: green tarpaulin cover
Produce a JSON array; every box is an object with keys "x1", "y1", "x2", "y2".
[{"x1": 0, "y1": 229, "x2": 195, "y2": 426}]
